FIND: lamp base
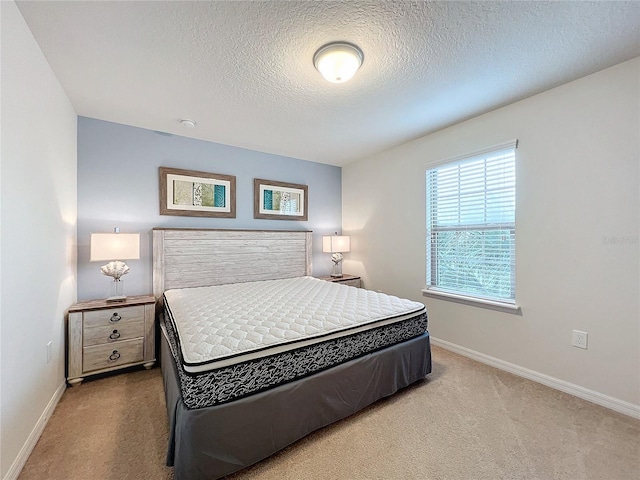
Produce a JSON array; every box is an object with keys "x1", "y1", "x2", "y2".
[
  {"x1": 106, "y1": 278, "x2": 126, "y2": 302},
  {"x1": 331, "y1": 257, "x2": 344, "y2": 278}
]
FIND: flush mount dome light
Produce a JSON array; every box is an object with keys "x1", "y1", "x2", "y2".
[{"x1": 313, "y1": 42, "x2": 364, "y2": 84}]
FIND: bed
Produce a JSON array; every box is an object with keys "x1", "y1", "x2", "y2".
[{"x1": 153, "y1": 228, "x2": 431, "y2": 480}]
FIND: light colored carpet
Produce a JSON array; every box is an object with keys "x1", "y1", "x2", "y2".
[{"x1": 18, "y1": 346, "x2": 640, "y2": 480}]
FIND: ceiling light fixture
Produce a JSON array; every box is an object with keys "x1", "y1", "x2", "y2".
[
  {"x1": 313, "y1": 42, "x2": 364, "y2": 84},
  {"x1": 180, "y1": 119, "x2": 197, "y2": 128}
]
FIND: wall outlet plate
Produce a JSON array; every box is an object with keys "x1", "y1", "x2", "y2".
[
  {"x1": 47, "y1": 341, "x2": 53, "y2": 363},
  {"x1": 572, "y1": 330, "x2": 588, "y2": 349}
]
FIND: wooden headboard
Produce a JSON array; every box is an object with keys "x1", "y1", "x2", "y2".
[{"x1": 152, "y1": 228, "x2": 313, "y2": 299}]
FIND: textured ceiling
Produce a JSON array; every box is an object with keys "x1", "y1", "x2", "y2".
[{"x1": 16, "y1": 1, "x2": 640, "y2": 167}]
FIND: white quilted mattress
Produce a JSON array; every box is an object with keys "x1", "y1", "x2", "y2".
[{"x1": 164, "y1": 276, "x2": 426, "y2": 374}]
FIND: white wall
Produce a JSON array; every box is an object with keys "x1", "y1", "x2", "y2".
[
  {"x1": 343, "y1": 58, "x2": 639, "y2": 409},
  {"x1": 0, "y1": 2, "x2": 77, "y2": 478}
]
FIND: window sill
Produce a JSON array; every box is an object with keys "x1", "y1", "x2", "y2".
[{"x1": 421, "y1": 289, "x2": 522, "y2": 315}]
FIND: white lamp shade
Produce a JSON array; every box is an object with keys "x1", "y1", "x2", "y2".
[
  {"x1": 314, "y1": 43, "x2": 363, "y2": 84},
  {"x1": 322, "y1": 235, "x2": 350, "y2": 253},
  {"x1": 90, "y1": 233, "x2": 140, "y2": 261}
]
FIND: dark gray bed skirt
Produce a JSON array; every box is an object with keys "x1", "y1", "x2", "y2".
[{"x1": 161, "y1": 330, "x2": 432, "y2": 480}]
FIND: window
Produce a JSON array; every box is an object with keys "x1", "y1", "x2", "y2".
[{"x1": 425, "y1": 141, "x2": 517, "y2": 307}]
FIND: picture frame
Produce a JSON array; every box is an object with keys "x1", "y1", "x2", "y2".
[
  {"x1": 159, "y1": 167, "x2": 236, "y2": 218},
  {"x1": 254, "y1": 178, "x2": 308, "y2": 221}
]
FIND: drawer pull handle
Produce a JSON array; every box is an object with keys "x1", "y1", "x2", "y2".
[
  {"x1": 109, "y1": 330, "x2": 121, "y2": 340},
  {"x1": 110, "y1": 313, "x2": 121, "y2": 323},
  {"x1": 109, "y1": 350, "x2": 121, "y2": 362}
]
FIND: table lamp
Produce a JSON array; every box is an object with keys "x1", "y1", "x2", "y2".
[
  {"x1": 322, "y1": 233, "x2": 350, "y2": 278},
  {"x1": 90, "y1": 230, "x2": 140, "y2": 302}
]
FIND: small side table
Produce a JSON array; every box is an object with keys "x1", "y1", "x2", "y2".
[
  {"x1": 67, "y1": 294, "x2": 156, "y2": 386},
  {"x1": 316, "y1": 274, "x2": 361, "y2": 288}
]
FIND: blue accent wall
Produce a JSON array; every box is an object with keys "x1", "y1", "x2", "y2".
[{"x1": 77, "y1": 117, "x2": 342, "y2": 300}]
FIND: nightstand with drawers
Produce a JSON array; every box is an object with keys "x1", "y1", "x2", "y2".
[
  {"x1": 67, "y1": 295, "x2": 156, "y2": 386},
  {"x1": 317, "y1": 274, "x2": 362, "y2": 288}
]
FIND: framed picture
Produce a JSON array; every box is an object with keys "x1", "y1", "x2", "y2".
[
  {"x1": 254, "y1": 178, "x2": 308, "y2": 221},
  {"x1": 159, "y1": 167, "x2": 236, "y2": 218}
]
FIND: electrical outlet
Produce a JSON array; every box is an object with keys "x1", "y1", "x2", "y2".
[
  {"x1": 46, "y1": 341, "x2": 52, "y2": 363},
  {"x1": 572, "y1": 330, "x2": 588, "y2": 349}
]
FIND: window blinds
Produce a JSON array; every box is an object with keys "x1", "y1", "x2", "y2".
[{"x1": 426, "y1": 141, "x2": 517, "y2": 302}]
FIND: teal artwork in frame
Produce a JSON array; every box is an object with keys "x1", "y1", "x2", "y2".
[
  {"x1": 254, "y1": 178, "x2": 308, "y2": 221},
  {"x1": 160, "y1": 167, "x2": 236, "y2": 218}
]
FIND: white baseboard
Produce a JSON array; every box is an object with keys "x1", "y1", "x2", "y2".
[
  {"x1": 431, "y1": 337, "x2": 640, "y2": 419},
  {"x1": 3, "y1": 382, "x2": 66, "y2": 480}
]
